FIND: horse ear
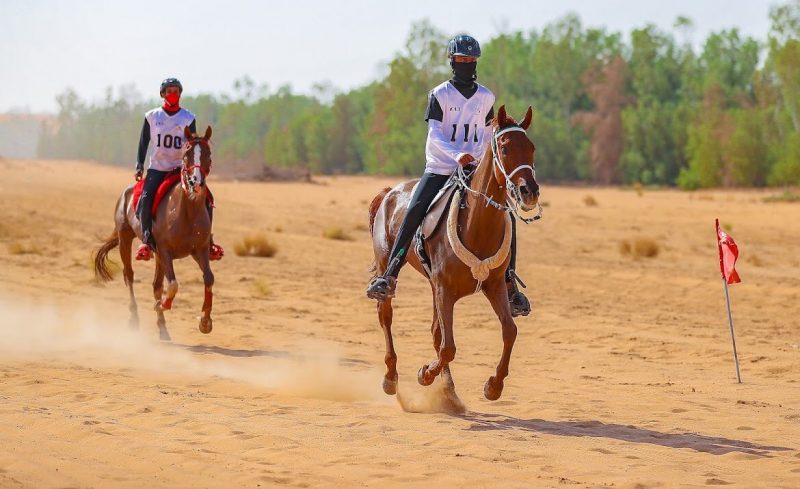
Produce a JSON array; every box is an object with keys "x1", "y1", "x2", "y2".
[
  {"x1": 184, "y1": 126, "x2": 192, "y2": 139},
  {"x1": 497, "y1": 105, "x2": 507, "y2": 125},
  {"x1": 204, "y1": 125, "x2": 212, "y2": 140},
  {"x1": 520, "y1": 106, "x2": 533, "y2": 130}
]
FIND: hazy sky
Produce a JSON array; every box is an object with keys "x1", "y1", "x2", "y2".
[{"x1": 0, "y1": 0, "x2": 774, "y2": 113}]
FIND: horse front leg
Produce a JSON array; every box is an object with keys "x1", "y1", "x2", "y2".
[
  {"x1": 418, "y1": 288, "x2": 456, "y2": 386},
  {"x1": 377, "y1": 298, "x2": 398, "y2": 395},
  {"x1": 159, "y1": 251, "x2": 179, "y2": 311},
  {"x1": 152, "y1": 259, "x2": 170, "y2": 341},
  {"x1": 193, "y1": 250, "x2": 214, "y2": 334},
  {"x1": 482, "y1": 277, "x2": 518, "y2": 400}
]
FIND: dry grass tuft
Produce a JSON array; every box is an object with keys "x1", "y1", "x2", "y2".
[
  {"x1": 322, "y1": 227, "x2": 352, "y2": 241},
  {"x1": 353, "y1": 223, "x2": 368, "y2": 232},
  {"x1": 746, "y1": 254, "x2": 764, "y2": 267},
  {"x1": 234, "y1": 234, "x2": 278, "y2": 258},
  {"x1": 253, "y1": 279, "x2": 272, "y2": 297},
  {"x1": 722, "y1": 222, "x2": 734, "y2": 232},
  {"x1": 633, "y1": 182, "x2": 644, "y2": 197},
  {"x1": 620, "y1": 238, "x2": 660, "y2": 259},
  {"x1": 763, "y1": 191, "x2": 800, "y2": 203},
  {"x1": 633, "y1": 238, "x2": 660, "y2": 258},
  {"x1": 8, "y1": 242, "x2": 42, "y2": 255},
  {"x1": 583, "y1": 195, "x2": 598, "y2": 207},
  {"x1": 273, "y1": 225, "x2": 283, "y2": 233}
]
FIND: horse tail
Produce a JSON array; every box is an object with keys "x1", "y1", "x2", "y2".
[
  {"x1": 367, "y1": 187, "x2": 392, "y2": 277},
  {"x1": 368, "y1": 187, "x2": 392, "y2": 235},
  {"x1": 94, "y1": 231, "x2": 119, "y2": 282}
]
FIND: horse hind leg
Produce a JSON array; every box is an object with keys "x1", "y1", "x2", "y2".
[
  {"x1": 152, "y1": 259, "x2": 170, "y2": 341},
  {"x1": 377, "y1": 299, "x2": 398, "y2": 395},
  {"x1": 119, "y1": 228, "x2": 138, "y2": 329}
]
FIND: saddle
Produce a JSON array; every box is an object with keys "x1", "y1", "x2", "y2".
[
  {"x1": 132, "y1": 170, "x2": 214, "y2": 216},
  {"x1": 132, "y1": 170, "x2": 181, "y2": 215},
  {"x1": 414, "y1": 164, "x2": 476, "y2": 276}
]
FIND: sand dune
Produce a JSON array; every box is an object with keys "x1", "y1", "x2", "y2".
[{"x1": 1, "y1": 159, "x2": 799, "y2": 488}]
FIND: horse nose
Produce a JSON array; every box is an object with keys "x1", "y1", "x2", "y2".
[{"x1": 520, "y1": 183, "x2": 540, "y2": 198}]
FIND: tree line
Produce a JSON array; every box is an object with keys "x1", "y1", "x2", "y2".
[{"x1": 38, "y1": 2, "x2": 800, "y2": 187}]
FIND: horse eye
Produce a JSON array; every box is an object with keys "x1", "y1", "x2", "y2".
[{"x1": 502, "y1": 147, "x2": 509, "y2": 156}]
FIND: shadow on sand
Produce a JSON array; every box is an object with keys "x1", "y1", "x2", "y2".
[
  {"x1": 462, "y1": 412, "x2": 793, "y2": 457},
  {"x1": 170, "y1": 343, "x2": 372, "y2": 367}
]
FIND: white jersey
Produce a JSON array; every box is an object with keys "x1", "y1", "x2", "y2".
[
  {"x1": 425, "y1": 81, "x2": 495, "y2": 175},
  {"x1": 145, "y1": 107, "x2": 196, "y2": 171}
]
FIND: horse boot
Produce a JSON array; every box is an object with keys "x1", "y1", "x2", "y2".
[
  {"x1": 209, "y1": 234, "x2": 224, "y2": 261},
  {"x1": 366, "y1": 255, "x2": 403, "y2": 301},
  {"x1": 506, "y1": 269, "x2": 531, "y2": 317}
]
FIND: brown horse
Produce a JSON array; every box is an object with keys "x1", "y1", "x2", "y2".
[
  {"x1": 94, "y1": 126, "x2": 215, "y2": 341},
  {"x1": 368, "y1": 105, "x2": 539, "y2": 401}
]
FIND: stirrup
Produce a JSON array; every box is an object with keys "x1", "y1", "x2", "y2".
[
  {"x1": 506, "y1": 270, "x2": 531, "y2": 317},
  {"x1": 136, "y1": 243, "x2": 154, "y2": 261},
  {"x1": 508, "y1": 290, "x2": 531, "y2": 317},
  {"x1": 366, "y1": 276, "x2": 397, "y2": 301},
  {"x1": 210, "y1": 243, "x2": 224, "y2": 261}
]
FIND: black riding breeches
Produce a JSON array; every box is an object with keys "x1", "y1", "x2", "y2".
[
  {"x1": 506, "y1": 212, "x2": 517, "y2": 281},
  {"x1": 386, "y1": 171, "x2": 450, "y2": 277},
  {"x1": 137, "y1": 169, "x2": 215, "y2": 248},
  {"x1": 138, "y1": 169, "x2": 169, "y2": 247}
]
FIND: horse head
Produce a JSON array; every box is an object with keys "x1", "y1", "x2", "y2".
[
  {"x1": 181, "y1": 125, "x2": 213, "y2": 195},
  {"x1": 491, "y1": 105, "x2": 539, "y2": 211}
]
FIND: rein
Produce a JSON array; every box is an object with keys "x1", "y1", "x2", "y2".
[
  {"x1": 181, "y1": 138, "x2": 212, "y2": 192},
  {"x1": 454, "y1": 125, "x2": 543, "y2": 224},
  {"x1": 445, "y1": 123, "x2": 541, "y2": 290}
]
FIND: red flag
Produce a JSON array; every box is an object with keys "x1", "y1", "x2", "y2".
[{"x1": 716, "y1": 219, "x2": 741, "y2": 285}]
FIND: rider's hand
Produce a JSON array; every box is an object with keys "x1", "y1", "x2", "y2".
[
  {"x1": 135, "y1": 168, "x2": 143, "y2": 181},
  {"x1": 457, "y1": 153, "x2": 475, "y2": 166}
]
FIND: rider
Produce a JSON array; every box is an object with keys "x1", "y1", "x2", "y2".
[
  {"x1": 134, "y1": 77, "x2": 223, "y2": 261},
  {"x1": 366, "y1": 35, "x2": 531, "y2": 317}
]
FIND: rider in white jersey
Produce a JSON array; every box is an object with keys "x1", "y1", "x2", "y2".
[
  {"x1": 366, "y1": 35, "x2": 531, "y2": 317},
  {"x1": 134, "y1": 78, "x2": 223, "y2": 262}
]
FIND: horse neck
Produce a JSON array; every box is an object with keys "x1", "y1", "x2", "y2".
[
  {"x1": 175, "y1": 181, "x2": 208, "y2": 219},
  {"x1": 462, "y1": 143, "x2": 508, "y2": 251}
]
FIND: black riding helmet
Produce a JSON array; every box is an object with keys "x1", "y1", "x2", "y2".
[
  {"x1": 447, "y1": 35, "x2": 481, "y2": 58},
  {"x1": 160, "y1": 78, "x2": 183, "y2": 95}
]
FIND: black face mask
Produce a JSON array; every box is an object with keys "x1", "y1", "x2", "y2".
[{"x1": 451, "y1": 61, "x2": 477, "y2": 85}]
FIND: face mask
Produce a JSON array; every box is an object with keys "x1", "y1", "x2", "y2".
[
  {"x1": 164, "y1": 92, "x2": 181, "y2": 107},
  {"x1": 451, "y1": 61, "x2": 477, "y2": 84}
]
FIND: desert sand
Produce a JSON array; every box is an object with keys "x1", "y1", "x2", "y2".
[{"x1": 1, "y1": 159, "x2": 799, "y2": 488}]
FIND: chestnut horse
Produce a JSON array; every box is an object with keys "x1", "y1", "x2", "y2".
[
  {"x1": 368, "y1": 106, "x2": 539, "y2": 401},
  {"x1": 94, "y1": 126, "x2": 215, "y2": 341}
]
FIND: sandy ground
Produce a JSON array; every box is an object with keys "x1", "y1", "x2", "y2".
[{"x1": 0, "y1": 159, "x2": 799, "y2": 488}]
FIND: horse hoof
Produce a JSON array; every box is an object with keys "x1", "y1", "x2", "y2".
[
  {"x1": 483, "y1": 376, "x2": 504, "y2": 401},
  {"x1": 199, "y1": 317, "x2": 212, "y2": 334},
  {"x1": 382, "y1": 374, "x2": 398, "y2": 395},
  {"x1": 159, "y1": 328, "x2": 171, "y2": 342},
  {"x1": 161, "y1": 298, "x2": 173, "y2": 311},
  {"x1": 417, "y1": 366, "x2": 434, "y2": 386}
]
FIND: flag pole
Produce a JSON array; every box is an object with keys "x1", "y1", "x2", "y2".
[
  {"x1": 721, "y1": 276, "x2": 742, "y2": 384},
  {"x1": 716, "y1": 219, "x2": 742, "y2": 384}
]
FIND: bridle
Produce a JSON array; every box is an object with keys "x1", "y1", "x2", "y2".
[
  {"x1": 454, "y1": 124, "x2": 543, "y2": 224},
  {"x1": 181, "y1": 137, "x2": 211, "y2": 192}
]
